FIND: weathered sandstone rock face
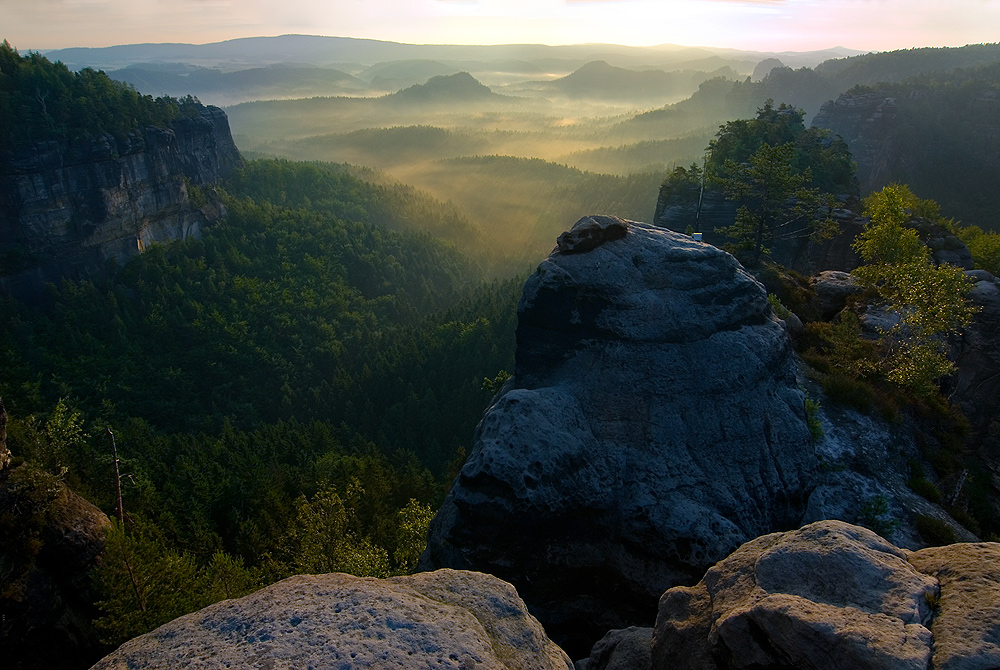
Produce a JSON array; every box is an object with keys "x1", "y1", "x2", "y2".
[
  {"x1": 949, "y1": 271, "x2": 1000, "y2": 507},
  {"x1": 651, "y1": 520, "x2": 1000, "y2": 670},
  {"x1": 90, "y1": 569, "x2": 573, "y2": 670},
  {"x1": 812, "y1": 92, "x2": 900, "y2": 194},
  {"x1": 0, "y1": 104, "x2": 240, "y2": 298},
  {"x1": 421, "y1": 216, "x2": 817, "y2": 656},
  {"x1": 1, "y1": 467, "x2": 113, "y2": 670}
]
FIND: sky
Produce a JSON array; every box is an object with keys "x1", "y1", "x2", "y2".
[{"x1": 3, "y1": 0, "x2": 999, "y2": 53}]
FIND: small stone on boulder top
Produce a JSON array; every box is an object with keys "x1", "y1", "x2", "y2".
[{"x1": 556, "y1": 215, "x2": 628, "y2": 254}]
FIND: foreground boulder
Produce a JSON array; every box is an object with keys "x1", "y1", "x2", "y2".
[
  {"x1": 90, "y1": 569, "x2": 572, "y2": 670},
  {"x1": 652, "y1": 520, "x2": 1000, "y2": 670},
  {"x1": 421, "y1": 216, "x2": 817, "y2": 656}
]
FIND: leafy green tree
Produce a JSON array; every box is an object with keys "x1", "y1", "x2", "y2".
[
  {"x1": 956, "y1": 225, "x2": 1000, "y2": 276},
  {"x1": 280, "y1": 483, "x2": 390, "y2": 577},
  {"x1": 393, "y1": 498, "x2": 435, "y2": 574},
  {"x1": 93, "y1": 518, "x2": 263, "y2": 646},
  {"x1": 852, "y1": 184, "x2": 978, "y2": 397},
  {"x1": 656, "y1": 101, "x2": 853, "y2": 248},
  {"x1": 0, "y1": 40, "x2": 185, "y2": 151},
  {"x1": 716, "y1": 141, "x2": 837, "y2": 264},
  {"x1": 707, "y1": 100, "x2": 855, "y2": 193}
]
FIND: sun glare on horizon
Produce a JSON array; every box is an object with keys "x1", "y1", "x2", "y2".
[{"x1": 3, "y1": 0, "x2": 999, "y2": 54}]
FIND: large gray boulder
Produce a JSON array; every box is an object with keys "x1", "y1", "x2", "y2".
[
  {"x1": 421, "y1": 216, "x2": 817, "y2": 656},
  {"x1": 90, "y1": 569, "x2": 573, "y2": 670},
  {"x1": 576, "y1": 627, "x2": 653, "y2": 670},
  {"x1": 651, "y1": 520, "x2": 1000, "y2": 670}
]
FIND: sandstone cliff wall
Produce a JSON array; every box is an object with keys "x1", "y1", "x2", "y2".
[
  {"x1": 811, "y1": 92, "x2": 900, "y2": 194},
  {"x1": 0, "y1": 105, "x2": 241, "y2": 298}
]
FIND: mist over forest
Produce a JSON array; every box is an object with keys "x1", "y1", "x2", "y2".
[{"x1": 31, "y1": 36, "x2": 859, "y2": 273}]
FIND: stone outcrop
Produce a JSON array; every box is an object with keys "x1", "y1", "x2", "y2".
[
  {"x1": 421, "y1": 216, "x2": 817, "y2": 656},
  {"x1": 577, "y1": 627, "x2": 653, "y2": 670},
  {"x1": 1, "y1": 465, "x2": 113, "y2": 670},
  {"x1": 770, "y1": 207, "x2": 865, "y2": 275},
  {"x1": 907, "y1": 216, "x2": 974, "y2": 270},
  {"x1": 90, "y1": 569, "x2": 573, "y2": 670},
  {"x1": 0, "y1": 104, "x2": 241, "y2": 299},
  {"x1": 808, "y1": 270, "x2": 862, "y2": 320},
  {"x1": 653, "y1": 188, "x2": 737, "y2": 247},
  {"x1": 651, "y1": 520, "x2": 1000, "y2": 670},
  {"x1": 812, "y1": 92, "x2": 901, "y2": 193},
  {"x1": 948, "y1": 271, "x2": 1000, "y2": 508}
]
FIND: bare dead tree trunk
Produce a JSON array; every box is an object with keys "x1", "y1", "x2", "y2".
[
  {"x1": 35, "y1": 87, "x2": 51, "y2": 129},
  {"x1": 106, "y1": 426, "x2": 144, "y2": 610},
  {"x1": 694, "y1": 154, "x2": 707, "y2": 233},
  {"x1": 107, "y1": 427, "x2": 124, "y2": 525}
]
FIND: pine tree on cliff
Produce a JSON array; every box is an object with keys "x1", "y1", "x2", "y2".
[{"x1": 715, "y1": 141, "x2": 838, "y2": 265}]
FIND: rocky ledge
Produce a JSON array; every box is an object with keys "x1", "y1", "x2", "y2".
[
  {"x1": 86, "y1": 522, "x2": 1000, "y2": 670},
  {"x1": 90, "y1": 569, "x2": 572, "y2": 670},
  {"x1": 420, "y1": 216, "x2": 817, "y2": 656}
]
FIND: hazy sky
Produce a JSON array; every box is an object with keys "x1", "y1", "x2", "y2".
[{"x1": 4, "y1": 0, "x2": 999, "y2": 53}]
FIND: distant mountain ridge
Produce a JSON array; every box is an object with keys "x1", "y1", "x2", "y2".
[
  {"x1": 40, "y1": 34, "x2": 859, "y2": 73},
  {"x1": 29, "y1": 35, "x2": 862, "y2": 107},
  {"x1": 108, "y1": 63, "x2": 368, "y2": 105}
]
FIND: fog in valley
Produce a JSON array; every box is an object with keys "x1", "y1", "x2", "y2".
[
  {"x1": 41, "y1": 36, "x2": 864, "y2": 274},
  {"x1": 37, "y1": 35, "x2": 1000, "y2": 276}
]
